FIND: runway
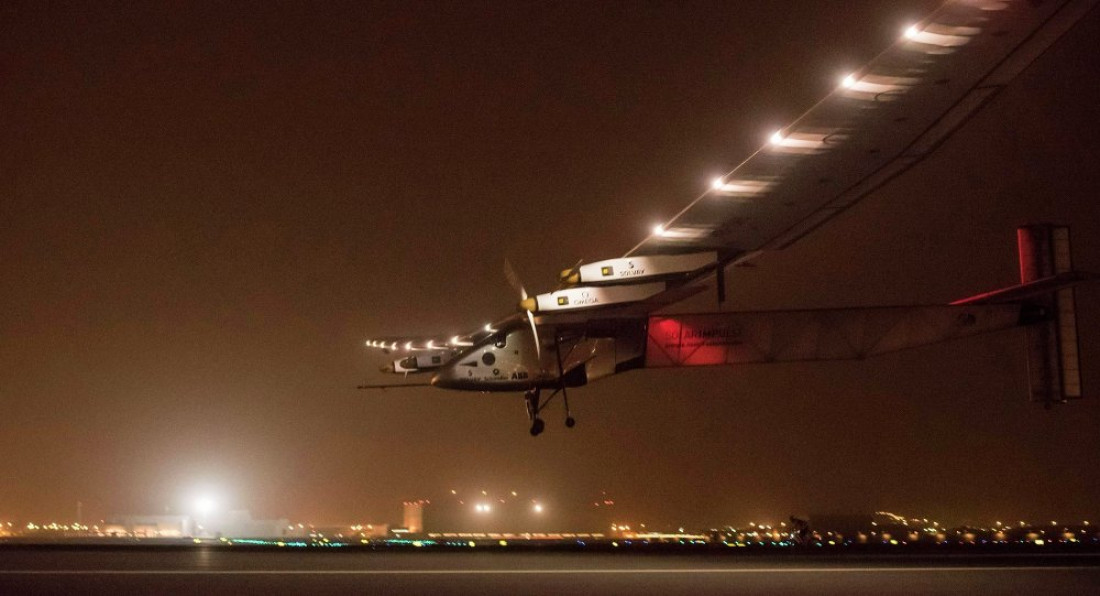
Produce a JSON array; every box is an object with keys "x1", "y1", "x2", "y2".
[{"x1": 1, "y1": 547, "x2": 1099, "y2": 595}]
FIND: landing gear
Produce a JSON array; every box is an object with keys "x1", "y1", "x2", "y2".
[
  {"x1": 562, "y1": 385, "x2": 574, "y2": 429},
  {"x1": 524, "y1": 389, "x2": 539, "y2": 420},
  {"x1": 524, "y1": 332, "x2": 581, "y2": 436},
  {"x1": 523, "y1": 386, "x2": 575, "y2": 436},
  {"x1": 530, "y1": 418, "x2": 545, "y2": 436},
  {"x1": 525, "y1": 389, "x2": 544, "y2": 436}
]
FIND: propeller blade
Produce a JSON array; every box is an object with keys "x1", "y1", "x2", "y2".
[
  {"x1": 503, "y1": 257, "x2": 527, "y2": 300},
  {"x1": 526, "y1": 309, "x2": 541, "y2": 359}
]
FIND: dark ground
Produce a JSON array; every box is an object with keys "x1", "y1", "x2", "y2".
[{"x1": 1, "y1": 545, "x2": 1099, "y2": 595}]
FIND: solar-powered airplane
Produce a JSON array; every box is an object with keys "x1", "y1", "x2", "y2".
[{"x1": 360, "y1": 0, "x2": 1097, "y2": 435}]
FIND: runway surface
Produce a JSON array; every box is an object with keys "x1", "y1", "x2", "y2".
[{"x1": 1, "y1": 546, "x2": 1099, "y2": 595}]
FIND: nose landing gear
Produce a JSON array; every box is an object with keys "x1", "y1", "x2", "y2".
[
  {"x1": 525, "y1": 389, "x2": 545, "y2": 436},
  {"x1": 530, "y1": 417, "x2": 546, "y2": 436}
]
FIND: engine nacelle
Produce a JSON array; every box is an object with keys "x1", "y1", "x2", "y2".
[
  {"x1": 559, "y1": 251, "x2": 716, "y2": 286},
  {"x1": 519, "y1": 281, "x2": 666, "y2": 313},
  {"x1": 383, "y1": 351, "x2": 450, "y2": 374}
]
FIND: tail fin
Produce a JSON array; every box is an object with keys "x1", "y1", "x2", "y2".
[{"x1": 1018, "y1": 225, "x2": 1082, "y2": 406}]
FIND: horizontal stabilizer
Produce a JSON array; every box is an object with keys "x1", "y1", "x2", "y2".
[{"x1": 949, "y1": 271, "x2": 1097, "y2": 305}]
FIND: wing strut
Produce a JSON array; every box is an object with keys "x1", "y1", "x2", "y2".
[{"x1": 554, "y1": 334, "x2": 575, "y2": 428}]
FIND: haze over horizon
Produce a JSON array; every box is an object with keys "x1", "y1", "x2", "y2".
[{"x1": 2, "y1": 0, "x2": 1099, "y2": 529}]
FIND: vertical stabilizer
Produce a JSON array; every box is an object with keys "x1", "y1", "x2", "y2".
[{"x1": 1018, "y1": 224, "x2": 1082, "y2": 406}]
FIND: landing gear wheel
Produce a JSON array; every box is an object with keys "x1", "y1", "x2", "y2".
[
  {"x1": 565, "y1": 416, "x2": 576, "y2": 428},
  {"x1": 530, "y1": 418, "x2": 545, "y2": 436},
  {"x1": 524, "y1": 389, "x2": 540, "y2": 421}
]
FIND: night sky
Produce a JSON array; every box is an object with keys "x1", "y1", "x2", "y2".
[{"x1": 3, "y1": 1, "x2": 1098, "y2": 528}]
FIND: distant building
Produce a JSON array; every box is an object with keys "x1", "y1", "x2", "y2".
[
  {"x1": 104, "y1": 515, "x2": 191, "y2": 538},
  {"x1": 105, "y1": 510, "x2": 290, "y2": 538},
  {"x1": 197, "y1": 510, "x2": 291, "y2": 539},
  {"x1": 403, "y1": 501, "x2": 424, "y2": 534}
]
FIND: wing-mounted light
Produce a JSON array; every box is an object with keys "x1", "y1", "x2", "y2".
[
  {"x1": 711, "y1": 177, "x2": 774, "y2": 198},
  {"x1": 768, "y1": 128, "x2": 848, "y2": 155},
  {"x1": 365, "y1": 339, "x2": 400, "y2": 354},
  {"x1": 366, "y1": 335, "x2": 470, "y2": 358},
  {"x1": 903, "y1": 23, "x2": 980, "y2": 52},
  {"x1": 839, "y1": 72, "x2": 919, "y2": 101}
]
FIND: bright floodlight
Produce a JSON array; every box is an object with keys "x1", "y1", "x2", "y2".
[
  {"x1": 711, "y1": 177, "x2": 726, "y2": 190},
  {"x1": 653, "y1": 224, "x2": 666, "y2": 237},
  {"x1": 770, "y1": 130, "x2": 785, "y2": 145},
  {"x1": 533, "y1": 504, "x2": 544, "y2": 513},
  {"x1": 905, "y1": 24, "x2": 920, "y2": 39},
  {"x1": 841, "y1": 74, "x2": 856, "y2": 88},
  {"x1": 195, "y1": 496, "x2": 216, "y2": 516}
]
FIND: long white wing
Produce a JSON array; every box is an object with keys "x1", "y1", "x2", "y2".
[{"x1": 625, "y1": 0, "x2": 1097, "y2": 261}]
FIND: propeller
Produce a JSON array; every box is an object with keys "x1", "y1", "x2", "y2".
[
  {"x1": 504, "y1": 258, "x2": 541, "y2": 359},
  {"x1": 503, "y1": 257, "x2": 527, "y2": 301}
]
